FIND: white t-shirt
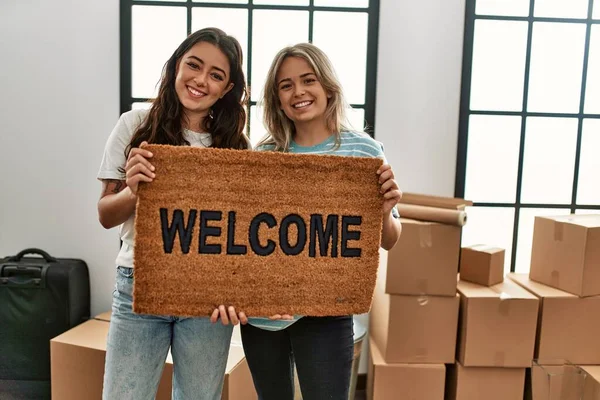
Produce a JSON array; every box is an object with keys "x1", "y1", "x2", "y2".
[{"x1": 97, "y1": 109, "x2": 213, "y2": 268}]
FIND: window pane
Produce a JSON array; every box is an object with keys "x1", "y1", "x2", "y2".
[
  {"x1": 315, "y1": 0, "x2": 369, "y2": 7},
  {"x1": 515, "y1": 208, "x2": 569, "y2": 273},
  {"x1": 595, "y1": 0, "x2": 600, "y2": 18},
  {"x1": 520, "y1": 117, "x2": 578, "y2": 204},
  {"x1": 584, "y1": 26, "x2": 600, "y2": 114},
  {"x1": 254, "y1": 0, "x2": 308, "y2": 4},
  {"x1": 135, "y1": 0, "x2": 185, "y2": 2},
  {"x1": 132, "y1": 102, "x2": 152, "y2": 110},
  {"x1": 251, "y1": 10, "x2": 309, "y2": 101},
  {"x1": 527, "y1": 22, "x2": 586, "y2": 113},
  {"x1": 313, "y1": 12, "x2": 368, "y2": 104},
  {"x1": 347, "y1": 107, "x2": 366, "y2": 131},
  {"x1": 193, "y1": 0, "x2": 247, "y2": 3},
  {"x1": 465, "y1": 115, "x2": 521, "y2": 203},
  {"x1": 534, "y1": 0, "x2": 589, "y2": 18},
  {"x1": 577, "y1": 119, "x2": 600, "y2": 205},
  {"x1": 132, "y1": 6, "x2": 187, "y2": 98},
  {"x1": 475, "y1": 0, "x2": 530, "y2": 17},
  {"x1": 470, "y1": 20, "x2": 528, "y2": 111},
  {"x1": 461, "y1": 206, "x2": 515, "y2": 274},
  {"x1": 191, "y1": 8, "x2": 249, "y2": 74},
  {"x1": 250, "y1": 105, "x2": 267, "y2": 148},
  {"x1": 576, "y1": 209, "x2": 600, "y2": 215}
]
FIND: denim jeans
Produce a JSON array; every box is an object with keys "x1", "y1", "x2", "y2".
[
  {"x1": 240, "y1": 316, "x2": 354, "y2": 400},
  {"x1": 102, "y1": 266, "x2": 233, "y2": 400}
]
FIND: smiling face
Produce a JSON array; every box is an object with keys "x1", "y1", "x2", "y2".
[
  {"x1": 174, "y1": 41, "x2": 234, "y2": 128},
  {"x1": 276, "y1": 56, "x2": 330, "y2": 128}
]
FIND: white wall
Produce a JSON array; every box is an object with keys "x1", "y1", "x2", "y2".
[
  {"x1": 375, "y1": 0, "x2": 465, "y2": 196},
  {"x1": 0, "y1": 0, "x2": 464, "y2": 377},
  {"x1": 0, "y1": 0, "x2": 120, "y2": 316},
  {"x1": 356, "y1": 0, "x2": 466, "y2": 373}
]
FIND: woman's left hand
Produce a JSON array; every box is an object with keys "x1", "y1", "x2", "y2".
[
  {"x1": 377, "y1": 164, "x2": 402, "y2": 215},
  {"x1": 210, "y1": 305, "x2": 248, "y2": 326}
]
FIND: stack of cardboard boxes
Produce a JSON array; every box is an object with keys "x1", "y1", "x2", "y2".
[
  {"x1": 450, "y1": 243, "x2": 539, "y2": 400},
  {"x1": 367, "y1": 205, "x2": 462, "y2": 399},
  {"x1": 508, "y1": 214, "x2": 600, "y2": 400}
]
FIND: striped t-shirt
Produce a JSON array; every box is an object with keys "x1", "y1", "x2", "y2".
[{"x1": 247, "y1": 131, "x2": 399, "y2": 331}]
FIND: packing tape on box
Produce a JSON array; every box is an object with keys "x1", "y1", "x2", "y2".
[
  {"x1": 494, "y1": 351, "x2": 506, "y2": 367},
  {"x1": 498, "y1": 299, "x2": 511, "y2": 317},
  {"x1": 490, "y1": 286, "x2": 512, "y2": 316},
  {"x1": 554, "y1": 222, "x2": 564, "y2": 241},
  {"x1": 415, "y1": 347, "x2": 428, "y2": 359},
  {"x1": 551, "y1": 270, "x2": 560, "y2": 286},
  {"x1": 419, "y1": 225, "x2": 433, "y2": 248},
  {"x1": 417, "y1": 280, "x2": 429, "y2": 295}
]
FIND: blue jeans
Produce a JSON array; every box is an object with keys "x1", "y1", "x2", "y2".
[
  {"x1": 102, "y1": 267, "x2": 233, "y2": 400},
  {"x1": 240, "y1": 316, "x2": 354, "y2": 400}
]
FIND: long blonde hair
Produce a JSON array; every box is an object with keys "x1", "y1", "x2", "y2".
[{"x1": 257, "y1": 43, "x2": 353, "y2": 151}]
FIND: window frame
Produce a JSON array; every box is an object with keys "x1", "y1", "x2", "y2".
[
  {"x1": 119, "y1": 0, "x2": 381, "y2": 139},
  {"x1": 455, "y1": 0, "x2": 600, "y2": 272}
]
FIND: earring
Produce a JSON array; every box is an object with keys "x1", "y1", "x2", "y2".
[{"x1": 208, "y1": 108, "x2": 214, "y2": 120}]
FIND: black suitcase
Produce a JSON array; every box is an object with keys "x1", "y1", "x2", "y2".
[{"x1": 0, "y1": 248, "x2": 90, "y2": 399}]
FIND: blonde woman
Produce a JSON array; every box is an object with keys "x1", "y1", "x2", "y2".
[{"x1": 241, "y1": 43, "x2": 402, "y2": 399}]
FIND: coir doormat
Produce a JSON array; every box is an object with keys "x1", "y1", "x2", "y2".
[{"x1": 133, "y1": 144, "x2": 384, "y2": 317}]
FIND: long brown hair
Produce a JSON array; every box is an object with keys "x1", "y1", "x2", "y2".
[{"x1": 126, "y1": 27, "x2": 249, "y2": 156}]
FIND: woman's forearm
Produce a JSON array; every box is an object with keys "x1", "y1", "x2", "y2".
[
  {"x1": 381, "y1": 211, "x2": 402, "y2": 250},
  {"x1": 98, "y1": 184, "x2": 137, "y2": 229}
]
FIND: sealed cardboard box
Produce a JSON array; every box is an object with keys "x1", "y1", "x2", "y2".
[
  {"x1": 51, "y1": 318, "x2": 255, "y2": 400},
  {"x1": 370, "y1": 260, "x2": 459, "y2": 363},
  {"x1": 456, "y1": 279, "x2": 539, "y2": 367},
  {"x1": 366, "y1": 338, "x2": 445, "y2": 400},
  {"x1": 446, "y1": 362, "x2": 525, "y2": 400},
  {"x1": 459, "y1": 245, "x2": 504, "y2": 286},
  {"x1": 581, "y1": 366, "x2": 600, "y2": 400},
  {"x1": 509, "y1": 273, "x2": 600, "y2": 364},
  {"x1": 386, "y1": 218, "x2": 461, "y2": 296},
  {"x1": 529, "y1": 214, "x2": 600, "y2": 297}
]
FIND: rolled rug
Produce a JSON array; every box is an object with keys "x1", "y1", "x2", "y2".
[{"x1": 397, "y1": 203, "x2": 467, "y2": 226}]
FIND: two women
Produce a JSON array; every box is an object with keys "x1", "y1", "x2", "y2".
[{"x1": 98, "y1": 28, "x2": 401, "y2": 399}]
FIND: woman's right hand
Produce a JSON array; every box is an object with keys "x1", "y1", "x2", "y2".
[
  {"x1": 211, "y1": 306, "x2": 248, "y2": 326},
  {"x1": 125, "y1": 141, "x2": 155, "y2": 195}
]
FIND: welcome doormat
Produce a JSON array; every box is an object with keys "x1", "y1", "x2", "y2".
[{"x1": 133, "y1": 145, "x2": 384, "y2": 317}]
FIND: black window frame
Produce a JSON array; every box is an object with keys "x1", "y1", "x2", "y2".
[
  {"x1": 119, "y1": 0, "x2": 381, "y2": 139},
  {"x1": 455, "y1": 0, "x2": 600, "y2": 272}
]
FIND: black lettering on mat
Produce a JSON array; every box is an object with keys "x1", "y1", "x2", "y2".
[{"x1": 160, "y1": 208, "x2": 197, "y2": 254}]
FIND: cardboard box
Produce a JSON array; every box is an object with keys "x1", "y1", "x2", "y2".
[
  {"x1": 509, "y1": 273, "x2": 600, "y2": 365},
  {"x1": 581, "y1": 366, "x2": 600, "y2": 400},
  {"x1": 526, "y1": 363, "x2": 588, "y2": 400},
  {"x1": 529, "y1": 214, "x2": 600, "y2": 297},
  {"x1": 370, "y1": 262, "x2": 459, "y2": 364},
  {"x1": 94, "y1": 311, "x2": 111, "y2": 322},
  {"x1": 386, "y1": 218, "x2": 461, "y2": 296},
  {"x1": 459, "y1": 245, "x2": 504, "y2": 286},
  {"x1": 456, "y1": 279, "x2": 539, "y2": 367},
  {"x1": 51, "y1": 318, "x2": 255, "y2": 400},
  {"x1": 366, "y1": 338, "x2": 445, "y2": 400},
  {"x1": 446, "y1": 362, "x2": 525, "y2": 400}
]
